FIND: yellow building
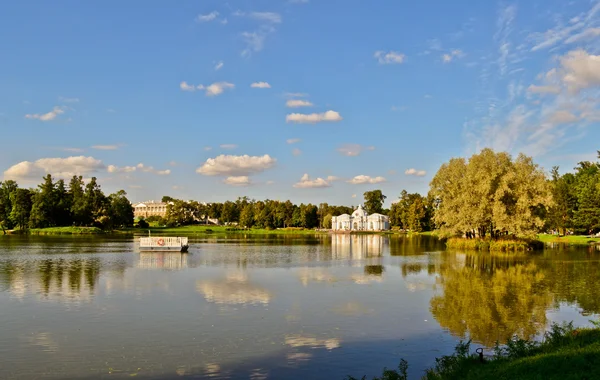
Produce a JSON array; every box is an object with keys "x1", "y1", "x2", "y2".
[{"x1": 133, "y1": 201, "x2": 172, "y2": 218}]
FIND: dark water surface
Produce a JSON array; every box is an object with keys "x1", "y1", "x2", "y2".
[{"x1": 1, "y1": 234, "x2": 599, "y2": 379}]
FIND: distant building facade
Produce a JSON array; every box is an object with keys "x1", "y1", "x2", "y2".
[
  {"x1": 133, "y1": 201, "x2": 172, "y2": 219},
  {"x1": 331, "y1": 204, "x2": 390, "y2": 231}
]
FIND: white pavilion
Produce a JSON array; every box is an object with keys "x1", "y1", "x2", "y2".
[{"x1": 331, "y1": 204, "x2": 390, "y2": 232}]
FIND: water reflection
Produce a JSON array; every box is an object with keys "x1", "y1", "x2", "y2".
[
  {"x1": 196, "y1": 271, "x2": 271, "y2": 305},
  {"x1": 331, "y1": 234, "x2": 387, "y2": 259},
  {"x1": 137, "y1": 252, "x2": 189, "y2": 270}
]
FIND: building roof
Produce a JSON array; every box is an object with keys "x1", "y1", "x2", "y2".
[{"x1": 352, "y1": 204, "x2": 368, "y2": 217}]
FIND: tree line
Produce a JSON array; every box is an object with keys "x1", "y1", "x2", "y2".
[{"x1": 0, "y1": 175, "x2": 134, "y2": 233}]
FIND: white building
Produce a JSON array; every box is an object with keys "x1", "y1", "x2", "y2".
[
  {"x1": 133, "y1": 201, "x2": 173, "y2": 219},
  {"x1": 331, "y1": 205, "x2": 390, "y2": 232}
]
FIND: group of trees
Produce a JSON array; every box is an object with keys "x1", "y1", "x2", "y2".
[
  {"x1": 388, "y1": 191, "x2": 434, "y2": 232},
  {"x1": 0, "y1": 175, "x2": 134, "y2": 233},
  {"x1": 429, "y1": 148, "x2": 600, "y2": 238}
]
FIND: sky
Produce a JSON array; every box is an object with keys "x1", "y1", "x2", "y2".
[{"x1": 1, "y1": 0, "x2": 600, "y2": 207}]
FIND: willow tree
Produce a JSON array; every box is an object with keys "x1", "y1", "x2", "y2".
[{"x1": 429, "y1": 148, "x2": 552, "y2": 238}]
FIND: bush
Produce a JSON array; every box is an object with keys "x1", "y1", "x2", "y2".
[
  {"x1": 137, "y1": 219, "x2": 149, "y2": 229},
  {"x1": 446, "y1": 237, "x2": 542, "y2": 251}
]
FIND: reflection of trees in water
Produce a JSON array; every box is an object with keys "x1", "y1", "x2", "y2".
[
  {"x1": 364, "y1": 265, "x2": 384, "y2": 276},
  {"x1": 0, "y1": 257, "x2": 126, "y2": 300},
  {"x1": 430, "y1": 260, "x2": 551, "y2": 346},
  {"x1": 389, "y1": 235, "x2": 445, "y2": 256},
  {"x1": 429, "y1": 252, "x2": 600, "y2": 347}
]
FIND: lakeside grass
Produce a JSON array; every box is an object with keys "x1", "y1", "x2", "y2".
[
  {"x1": 350, "y1": 321, "x2": 600, "y2": 380},
  {"x1": 14, "y1": 226, "x2": 105, "y2": 235},
  {"x1": 537, "y1": 233, "x2": 600, "y2": 246},
  {"x1": 446, "y1": 237, "x2": 544, "y2": 252}
]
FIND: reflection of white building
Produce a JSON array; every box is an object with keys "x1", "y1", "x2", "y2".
[
  {"x1": 331, "y1": 234, "x2": 387, "y2": 259},
  {"x1": 137, "y1": 252, "x2": 188, "y2": 270},
  {"x1": 331, "y1": 205, "x2": 390, "y2": 231}
]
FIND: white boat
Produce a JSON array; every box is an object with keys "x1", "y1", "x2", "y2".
[{"x1": 139, "y1": 236, "x2": 189, "y2": 253}]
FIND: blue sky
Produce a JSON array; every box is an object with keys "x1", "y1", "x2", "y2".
[{"x1": 1, "y1": 0, "x2": 600, "y2": 206}]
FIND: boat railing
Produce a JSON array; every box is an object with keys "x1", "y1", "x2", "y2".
[{"x1": 139, "y1": 236, "x2": 188, "y2": 247}]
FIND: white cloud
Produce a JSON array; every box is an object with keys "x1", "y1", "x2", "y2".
[
  {"x1": 559, "y1": 49, "x2": 600, "y2": 93},
  {"x1": 180, "y1": 81, "x2": 197, "y2": 92},
  {"x1": 205, "y1": 82, "x2": 235, "y2": 96},
  {"x1": 326, "y1": 176, "x2": 340, "y2": 182},
  {"x1": 25, "y1": 106, "x2": 65, "y2": 121},
  {"x1": 180, "y1": 81, "x2": 235, "y2": 96},
  {"x1": 251, "y1": 82, "x2": 271, "y2": 88},
  {"x1": 286, "y1": 110, "x2": 342, "y2": 124},
  {"x1": 61, "y1": 147, "x2": 84, "y2": 153},
  {"x1": 527, "y1": 85, "x2": 561, "y2": 95},
  {"x1": 91, "y1": 145, "x2": 118, "y2": 150},
  {"x1": 107, "y1": 165, "x2": 136, "y2": 173},
  {"x1": 224, "y1": 176, "x2": 251, "y2": 186},
  {"x1": 286, "y1": 138, "x2": 301, "y2": 144},
  {"x1": 197, "y1": 11, "x2": 219, "y2": 22},
  {"x1": 286, "y1": 99, "x2": 313, "y2": 108},
  {"x1": 564, "y1": 27, "x2": 600, "y2": 44},
  {"x1": 293, "y1": 173, "x2": 331, "y2": 188},
  {"x1": 404, "y1": 168, "x2": 427, "y2": 177},
  {"x1": 196, "y1": 154, "x2": 277, "y2": 176},
  {"x1": 284, "y1": 92, "x2": 309, "y2": 98},
  {"x1": 134, "y1": 163, "x2": 171, "y2": 175},
  {"x1": 347, "y1": 175, "x2": 386, "y2": 184},
  {"x1": 220, "y1": 144, "x2": 238, "y2": 150},
  {"x1": 336, "y1": 144, "x2": 373, "y2": 157},
  {"x1": 215, "y1": 61, "x2": 224, "y2": 71},
  {"x1": 374, "y1": 51, "x2": 405, "y2": 64},
  {"x1": 204, "y1": 146, "x2": 212, "y2": 151},
  {"x1": 266, "y1": 180, "x2": 274, "y2": 185},
  {"x1": 442, "y1": 49, "x2": 464, "y2": 63},
  {"x1": 4, "y1": 156, "x2": 104, "y2": 180},
  {"x1": 292, "y1": 148, "x2": 302, "y2": 156},
  {"x1": 442, "y1": 54, "x2": 452, "y2": 63},
  {"x1": 58, "y1": 96, "x2": 79, "y2": 103},
  {"x1": 249, "y1": 12, "x2": 281, "y2": 23},
  {"x1": 351, "y1": 194, "x2": 357, "y2": 198}
]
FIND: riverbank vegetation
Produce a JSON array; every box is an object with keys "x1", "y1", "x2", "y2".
[{"x1": 349, "y1": 321, "x2": 600, "y2": 380}]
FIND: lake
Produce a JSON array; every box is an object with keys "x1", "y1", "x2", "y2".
[{"x1": 1, "y1": 234, "x2": 599, "y2": 379}]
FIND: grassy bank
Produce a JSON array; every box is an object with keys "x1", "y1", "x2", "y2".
[
  {"x1": 537, "y1": 233, "x2": 600, "y2": 246},
  {"x1": 13, "y1": 227, "x2": 105, "y2": 235},
  {"x1": 446, "y1": 237, "x2": 543, "y2": 251},
  {"x1": 350, "y1": 321, "x2": 600, "y2": 380},
  {"x1": 121, "y1": 225, "x2": 329, "y2": 235}
]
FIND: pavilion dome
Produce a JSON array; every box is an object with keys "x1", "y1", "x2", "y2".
[{"x1": 352, "y1": 204, "x2": 368, "y2": 218}]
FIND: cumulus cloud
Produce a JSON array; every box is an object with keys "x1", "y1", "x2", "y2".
[
  {"x1": 91, "y1": 145, "x2": 118, "y2": 150},
  {"x1": 404, "y1": 168, "x2": 427, "y2": 177},
  {"x1": 223, "y1": 176, "x2": 251, "y2": 186},
  {"x1": 559, "y1": 49, "x2": 600, "y2": 93},
  {"x1": 251, "y1": 82, "x2": 271, "y2": 88},
  {"x1": 24, "y1": 106, "x2": 65, "y2": 121},
  {"x1": 327, "y1": 176, "x2": 340, "y2": 181},
  {"x1": 442, "y1": 49, "x2": 464, "y2": 63},
  {"x1": 347, "y1": 175, "x2": 386, "y2": 184},
  {"x1": 196, "y1": 154, "x2": 277, "y2": 176},
  {"x1": 286, "y1": 110, "x2": 343, "y2": 124},
  {"x1": 286, "y1": 99, "x2": 313, "y2": 108},
  {"x1": 374, "y1": 51, "x2": 405, "y2": 64},
  {"x1": 336, "y1": 144, "x2": 374, "y2": 157},
  {"x1": 4, "y1": 156, "x2": 105, "y2": 180},
  {"x1": 293, "y1": 173, "x2": 331, "y2": 188},
  {"x1": 180, "y1": 81, "x2": 235, "y2": 96},
  {"x1": 135, "y1": 163, "x2": 171, "y2": 175},
  {"x1": 197, "y1": 11, "x2": 219, "y2": 22},
  {"x1": 286, "y1": 138, "x2": 301, "y2": 144}
]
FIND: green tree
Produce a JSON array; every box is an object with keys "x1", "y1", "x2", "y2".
[
  {"x1": 407, "y1": 196, "x2": 426, "y2": 232},
  {"x1": 0, "y1": 180, "x2": 18, "y2": 232},
  {"x1": 10, "y1": 188, "x2": 33, "y2": 230},
  {"x1": 239, "y1": 204, "x2": 255, "y2": 228},
  {"x1": 166, "y1": 200, "x2": 194, "y2": 226},
  {"x1": 54, "y1": 179, "x2": 72, "y2": 226},
  {"x1": 69, "y1": 176, "x2": 87, "y2": 226},
  {"x1": 363, "y1": 190, "x2": 386, "y2": 215},
  {"x1": 106, "y1": 190, "x2": 134, "y2": 229},
  {"x1": 29, "y1": 174, "x2": 57, "y2": 228},
  {"x1": 84, "y1": 177, "x2": 107, "y2": 226}
]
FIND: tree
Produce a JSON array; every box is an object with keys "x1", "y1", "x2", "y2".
[
  {"x1": 166, "y1": 200, "x2": 194, "y2": 226},
  {"x1": 69, "y1": 176, "x2": 87, "y2": 226},
  {"x1": 0, "y1": 180, "x2": 18, "y2": 232},
  {"x1": 10, "y1": 188, "x2": 33, "y2": 230},
  {"x1": 29, "y1": 174, "x2": 57, "y2": 228},
  {"x1": 84, "y1": 177, "x2": 107, "y2": 226},
  {"x1": 161, "y1": 196, "x2": 174, "y2": 203},
  {"x1": 106, "y1": 190, "x2": 134, "y2": 229},
  {"x1": 429, "y1": 149, "x2": 552, "y2": 238},
  {"x1": 239, "y1": 204, "x2": 254, "y2": 228},
  {"x1": 54, "y1": 179, "x2": 72, "y2": 226},
  {"x1": 407, "y1": 196, "x2": 426, "y2": 232},
  {"x1": 363, "y1": 190, "x2": 386, "y2": 215}
]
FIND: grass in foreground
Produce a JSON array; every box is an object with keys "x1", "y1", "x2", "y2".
[
  {"x1": 537, "y1": 233, "x2": 600, "y2": 246},
  {"x1": 348, "y1": 321, "x2": 600, "y2": 380}
]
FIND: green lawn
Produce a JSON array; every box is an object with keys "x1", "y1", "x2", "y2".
[
  {"x1": 27, "y1": 226, "x2": 104, "y2": 235},
  {"x1": 537, "y1": 233, "x2": 600, "y2": 246}
]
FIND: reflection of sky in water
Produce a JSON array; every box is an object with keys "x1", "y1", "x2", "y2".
[{"x1": 0, "y1": 235, "x2": 599, "y2": 379}]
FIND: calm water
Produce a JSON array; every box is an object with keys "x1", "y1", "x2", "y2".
[{"x1": 1, "y1": 234, "x2": 599, "y2": 380}]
